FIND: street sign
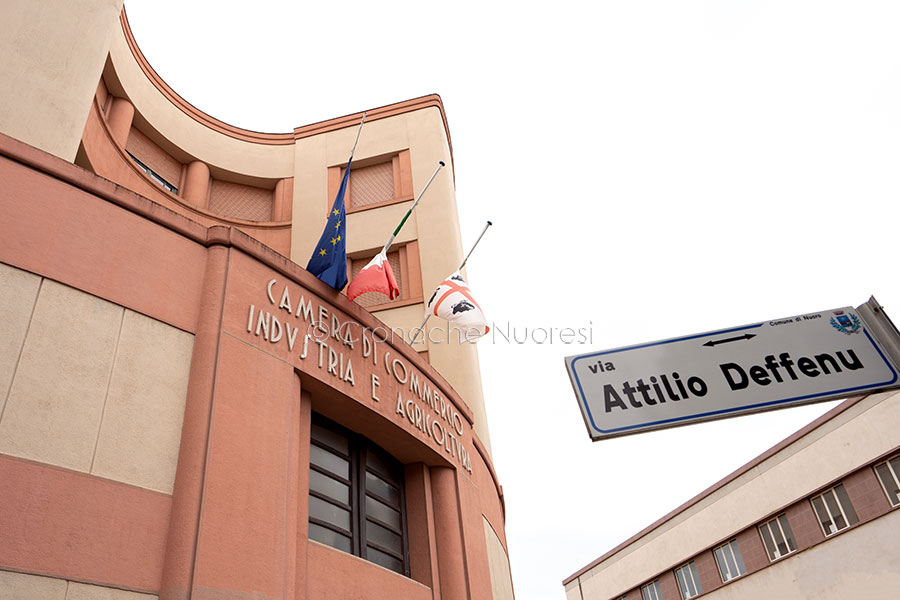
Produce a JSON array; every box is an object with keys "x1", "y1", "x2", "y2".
[{"x1": 566, "y1": 303, "x2": 900, "y2": 441}]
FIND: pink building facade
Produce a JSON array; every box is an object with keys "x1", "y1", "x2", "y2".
[{"x1": 0, "y1": 4, "x2": 513, "y2": 599}]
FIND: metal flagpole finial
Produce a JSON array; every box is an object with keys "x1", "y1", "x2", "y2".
[{"x1": 458, "y1": 220, "x2": 493, "y2": 271}]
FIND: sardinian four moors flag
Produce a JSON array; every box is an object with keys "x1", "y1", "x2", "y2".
[
  {"x1": 347, "y1": 251, "x2": 399, "y2": 302},
  {"x1": 426, "y1": 271, "x2": 489, "y2": 340}
]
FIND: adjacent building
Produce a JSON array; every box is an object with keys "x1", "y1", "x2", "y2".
[
  {"x1": 563, "y1": 390, "x2": 900, "y2": 600},
  {"x1": 0, "y1": 2, "x2": 513, "y2": 599}
]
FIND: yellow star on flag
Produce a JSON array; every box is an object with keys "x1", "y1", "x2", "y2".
[
  {"x1": 319, "y1": 248, "x2": 327, "y2": 256},
  {"x1": 333, "y1": 208, "x2": 340, "y2": 216},
  {"x1": 331, "y1": 237, "x2": 337, "y2": 246},
  {"x1": 335, "y1": 220, "x2": 341, "y2": 229}
]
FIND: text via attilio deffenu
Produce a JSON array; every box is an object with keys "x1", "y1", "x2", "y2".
[{"x1": 585, "y1": 348, "x2": 865, "y2": 414}]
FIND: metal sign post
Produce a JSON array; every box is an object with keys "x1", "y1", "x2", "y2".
[{"x1": 565, "y1": 298, "x2": 900, "y2": 441}]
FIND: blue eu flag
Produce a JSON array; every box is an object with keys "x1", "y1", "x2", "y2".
[{"x1": 306, "y1": 159, "x2": 350, "y2": 290}]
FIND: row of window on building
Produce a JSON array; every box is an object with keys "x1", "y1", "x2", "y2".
[
  {"x1": 127, "y1": 121, "x2": 409, "y2": 222},
  {"x1": 626, "y1": 452, "x2": 900, "y2": 600}
]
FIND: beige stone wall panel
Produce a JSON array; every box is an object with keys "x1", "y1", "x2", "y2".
[
  {"x1": 484, "y1": 517, "x2": 515, "y2": 600},
  {"x1": 0, "y1": 262, "x2": 41, "y2": 417},
  {"x1": 0, "y1": 279, "x2": 123, "y2": 471},
  {"x1": 0, "y1": 570, "x2": 159, "y2": 600},
  {"x1": 91, "y1": 309, "x2": 194, "y2": 493},
  {"x1": 66, "y1": 581, "x2": 157, "y2": 600},
  {"x1": 0, "y1": 263, "x2": 193, "y2": 492},
  {"x1": 0, "y1": 570, "x2": 68, "y2": 599},
  {"x1": 346, "y1": 200, "x2": 419, "y2": 255},
  {"x1": 0, "y1": 0, "x2": 125, "y2": 161}
]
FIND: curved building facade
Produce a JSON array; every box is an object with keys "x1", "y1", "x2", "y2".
[{"x1": 0, "y1": 3, "x2": 513, "y2": 599}]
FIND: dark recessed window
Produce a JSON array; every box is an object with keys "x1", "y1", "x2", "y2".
[
  {"x1": 674, "y1": 561, "x2": 702, "y2": 599},
  {"x1": 308, "y1": 414, "x2": 408, "y2": 576},
  {"x1": 641, "y1": 579, "x2": 662, "y2": 600},
  {"x1": 810, "y1": 483, "x2": 859, "y2": 536},
  {"x1": 875, "y1": 453, "x2": 900, "y2": 507},
  {"x1": 714, "y1": 539, "x2": 747, "y2": 583},
  {"x1": 126, "y1": 150, "x2": 178, "y2": 194},
  {"x1": 758, "y1": 514, "x2": 797, "y2": 561}
]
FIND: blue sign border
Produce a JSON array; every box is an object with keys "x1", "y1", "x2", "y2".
[{"x1": 570, "y1": 323, "x2": 898, "y2": 437}]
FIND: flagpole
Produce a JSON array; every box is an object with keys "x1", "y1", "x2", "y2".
[
  {"x1": 458, "y1": 221, "x2": 492, "y2": 270},
  {"x1": 380, "y1": 161, "x2": 445, "y2": 256},
  {"x1": 348, "y1": 112, "x2": 366, "y2": 162},
  {"x1": 412, "y1": 220, "x2": 492, "y2": 345}
]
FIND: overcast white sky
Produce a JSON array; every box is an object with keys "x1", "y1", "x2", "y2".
[{"x1": 127, "y1": 2, "x2": 900, "y2": 598}]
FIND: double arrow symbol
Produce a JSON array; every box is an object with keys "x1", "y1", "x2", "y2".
[{"x1": 703, "y1": 333, "x2": 756, "y2": 347}]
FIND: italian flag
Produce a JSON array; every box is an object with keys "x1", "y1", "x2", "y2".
[{"x1": 347, "y1": 252, "x2": 399, "y2": 302}]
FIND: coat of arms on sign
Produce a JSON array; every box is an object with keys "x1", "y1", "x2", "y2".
[{"x1": 831, "y1": 311, "x2": 861, "y2": 335}]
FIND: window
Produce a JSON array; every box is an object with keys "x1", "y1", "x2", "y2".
[
  {"x1": 127, "y1": 150, "x2": 178, "y2": 194},
  {"x1": 308, "y1": 414, "x2": 408, "y2": 576},
  {"x1": 713, "y1": 540, "x2": 747, "y2": 583},
  {"x1": 810, "y1": 483, "x2": 859, "y2": 536},
  {"x1": 349, "y1": 161, "x2": 394, "y2": 209},
  {"x1": 208, "y1": 179, "x2": 273, "y2": 222},
  {"x1": 758, "y1": 514, "x2": 797, "y2": 561},
  {"x1": 125, "y1": 127, "x2": 182, "y2": 194},
  {"x1": 641, "y1": 580, "x2": 662, "y2": 600},
  {"x1": 875, "y1": 453, "x2": 900, "y2": 507},
  {"x1": 332, "y1": 150, "x2": 413, "y2": 214},
  {"x1": 674, "y1": 561, "x2": 702, "y2": 599}
]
